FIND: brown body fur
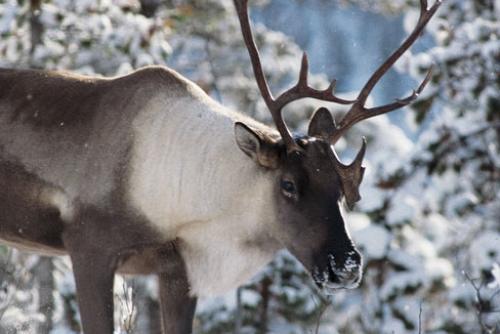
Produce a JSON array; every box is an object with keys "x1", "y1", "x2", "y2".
[{"x1": 0, "y1": 66, "x2": 197, "y2": 334}]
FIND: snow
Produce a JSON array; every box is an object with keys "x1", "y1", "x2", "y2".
[
  {"x1": 487, "y1": 263, "x2": 500, "y2": 289},
  {"x1": 470, "y1": 232, "x2": 500, "y2": 273},
  {"x1": 386, "y1": 193, "x2": 419, "y2": 225},
  {"x1": 380, "y1": 271, "x2": 424, "y2": 301},
  {"x1": 351, "y1": 221, "x2": 391, "y2": 260},
  {"x1": 357, "y1": 177, "x2": 386, "y2": 212}
]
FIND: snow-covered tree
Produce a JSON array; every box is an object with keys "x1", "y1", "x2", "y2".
[{"x1": 325, "y1": 0, "x2": 499, "y2": 333}]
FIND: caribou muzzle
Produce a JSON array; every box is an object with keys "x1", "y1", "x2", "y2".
[{"x1": 312, "y1": 248, "x2": 362, "y2": 292}]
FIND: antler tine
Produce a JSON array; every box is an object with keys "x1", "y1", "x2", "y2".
[
  {"x1": 233, "y1": 0, "x2": 356, "y2": 152},
  {"x1": 274, "y1": 52, "x2": 355, "y2": 110},
  {"x1": 330, "y1": 0, "x2": 442, "y2": 144}
]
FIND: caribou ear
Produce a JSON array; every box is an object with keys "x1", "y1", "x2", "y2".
[
  {"x1": 234, "y1": 122, "x2": 280, "y2": 169},
  {"x1": 308, "y1": 107, "x2": 336, "y2": 141}
]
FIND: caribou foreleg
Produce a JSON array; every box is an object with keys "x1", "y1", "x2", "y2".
[
  {"x1": 63, "y1": 214, "x2": 118, "y2": 334},
  {"x1": 157, "y1": 246, "x2": 197, "y2": 334}
]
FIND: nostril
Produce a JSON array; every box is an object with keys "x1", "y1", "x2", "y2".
[{"x1": 331, "y1": 274, "x2": 341, "y2": 284}]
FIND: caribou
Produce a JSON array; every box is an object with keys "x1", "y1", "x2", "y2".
[{"x1": 0, "y1": 0, "x2": 441, "y2": 333}]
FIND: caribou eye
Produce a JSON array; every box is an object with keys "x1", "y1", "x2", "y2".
[{"x1": 280, "y1": 180, "x2": 297, "y2": 198}]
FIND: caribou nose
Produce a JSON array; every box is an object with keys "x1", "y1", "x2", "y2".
[
  {"x1": 326, "y1": 250, "x2": 363, "y2": 289},
  {"x1": 334, "y1": 267, "x2": 361, "y2": 287},
  {"x1": 324, "y1": 265, "x2": 361, "y2": 291},
  {"x1": 312, "y1": 249, "x2": 363, "y2": 292}
]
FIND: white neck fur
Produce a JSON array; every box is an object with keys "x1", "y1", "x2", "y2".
[{"x1": 127, "y1": 85, "x2": 281, "y2": 296}]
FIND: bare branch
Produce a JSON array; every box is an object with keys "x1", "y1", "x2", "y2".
[
  {"x1": 464, "y1": 271, "x2": 497, "y2": 334},
  {"x1": 418, "y1": 301, "x2": 423, "y2": 334}
]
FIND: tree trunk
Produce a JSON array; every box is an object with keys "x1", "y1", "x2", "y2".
[
  {"x1": 134, "y1": 278, "x2": 161, "y2": 334},
  {"x1": 29, "y1": 0, "x2": 44, "y2": 57},
  {"x1": 234, "y1": 287, "x2": 242, "y2": 334},
  {"x1": 35, "y1": 257, "x2": 54, "y2": 334},
  {"x1": 258, "y1": 277, "x2": 272, "y2": 334}
]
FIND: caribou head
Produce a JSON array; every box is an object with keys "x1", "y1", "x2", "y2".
[{"x1": 233, "y1": 0, "x2": 441, "y2": 292}]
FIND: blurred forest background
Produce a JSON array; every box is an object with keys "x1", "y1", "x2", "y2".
[{"x1": 0, "y1": 0, "x2": 498, "y2": 333}]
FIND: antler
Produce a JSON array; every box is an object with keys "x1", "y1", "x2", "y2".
[
  {"x1": 233, "y1": 0, "x2": 355, "y2": 152},
  {"x1": 234, "y1": 0, "x2": 441, "y2": 149},
  {"x1": 329, "y1": 0, "x2": 442, "y2": 144}
]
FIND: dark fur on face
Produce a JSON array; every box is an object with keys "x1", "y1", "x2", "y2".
[
  {"x1": 235, "y1": 120, "x2": 363, "y2": 292},
  {"x1": 274, "y1": 138, "x2": 362, "y2": 291}
]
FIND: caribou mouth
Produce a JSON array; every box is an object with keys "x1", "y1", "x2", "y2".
[
  {"x1": 312, "y1": 253, "x2": 362, "y2": 292},
  {"x1": 313, "y1": 269, "x2": 361, "y2": 292}
]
